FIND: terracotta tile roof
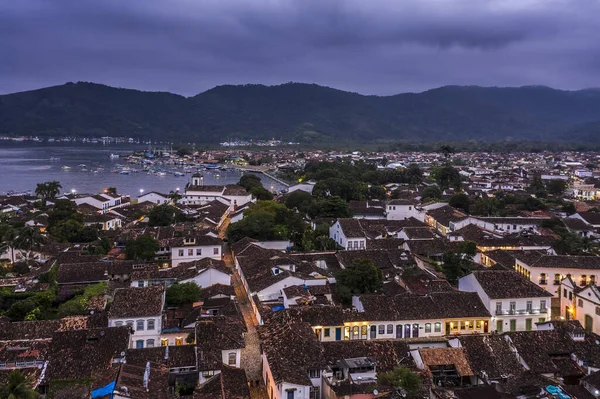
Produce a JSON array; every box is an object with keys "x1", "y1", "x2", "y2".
[
  {"x1": 419, "y1": 347, "x2": 474, "y2": 377},
  {"x1": 517, "y1": 254, "x2": 600, "y2": 270},
  {"x1": 468, "y1": 270, "x2": 553, "y2": 299},
  {"x1": 124, "y1": 345, "x2": 196, "y2": 368},
  {"x1": 257, "y1": 311, "x2": 324, "y2": 386},
  {"x1": 108, "y1": 286, "x2": 165, "y2": 318}
]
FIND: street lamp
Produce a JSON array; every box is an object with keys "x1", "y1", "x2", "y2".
[
  {"x1": 71, "y1": 189, "x2": 76, "y2": 194},
  {"x1": 140, "y1": 189, "x2": 144, "y2": 196},
  {"x1": 176, "y1": 187, "x2": 180, "y2": 192}
]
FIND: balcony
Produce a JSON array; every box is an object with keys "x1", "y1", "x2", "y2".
[
  {"x1": 539, "y1": 280, "x2": 547, "y2": 285},
  {"x1": 553, "y1": 280, "x2": 561, "y2": 286},
  {"x1": 495, "y1": 308, "x2": 548, "y2": 316}
]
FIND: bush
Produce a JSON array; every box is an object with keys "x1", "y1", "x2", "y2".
[{"x1": 166, "y1": 282, "x2": 202, "y2": 306}]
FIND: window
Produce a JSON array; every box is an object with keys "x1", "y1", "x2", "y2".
[
  {"x1": 228, "y1": 352, "x2": 236, "y2": 366},
  {"x1": 136, "y1": 340, "x2": 144, "y2": 349},
  {"x1": 476, "y1": 320, "x2": 482, "y2": 330},
  {"x1": 187, "y1": 249, "x2": 193, "y2": 256},
  {"x1": 496, "y1": 320, "x2": 503, "y2": 332},
  {"x1": 496, "y1": 302, "x2": 502, "y2": 314},
  {"x1": 359, "y1": 241, "x2": 365, "y2": 249},
  {"x1": 147, "y1": 319, "x2": 155, "y2": 330},
  {"x1": 387, "y1": 324, "x2": 393, "y2": 334},
  {"x1": 509, "y1": 302, "x2": 516, "y2": 314},
  {"x1": 460, "y1": 321, "x2": 466, "y2": 330},
  {"x1": 578, "y1": 299, "x2": 584, "y2": 308},
  {"x1": 344, "y1": 326, "x2": 350, "y2": 340},
  {"x1": 352, "y1": 326, "x2": 359, "y2": 339},
  {"x1": 569, "y1": 291, "x2": 573, "y2": 300},
  {"x1": 137, "y1": 281, "x2": 144, "y2": 288},
  {"x1": 178, "y1": 249, "x2": 184, "y2": 257},
  {"x1": 425, "y1": 323, "x2": 432, "y2": 333},
  {"x1": 287, "y1": 390, "x2": 294, "y2": 399},
  {"x1": 136, "y1": 320, "x2": 144, "y2": 331},
  {"x1": 525, "y1": 319, "x2": 532, "y2": 331},
  {"x1": 175, "y1": 337, "x2": 183, "y2": 346},
  {"x1": 161, "y1": 339, "x2": 168, "y2": 347},
  {"x1": 434, "y1": 323, "x2": 442, "y2": 333},
  {"x1": 196, "y1": 248, "x2": 202, "y2": 256},
  {"x1": 540, "y1": 300, "x2": 547, "y2": 312},
  {"x1": 563, "y1": 288, "x2": 567, "y2": 297},
  {"x1": 539, "y1": 318, "x2": 546, "y2": 323},
  {"x1": 526, "y1": 301, "x2": 532, "y2": 313},
  {"x1": 468, "y1": 321, "x2": 474, "y2": 330},
  {"x1": 324, "y1": 328, "x2": 330, "y2": 338},
  {"x1": 597, "y1": 307, "x2": 600, "y2": 316},
  {"x1": 581, "y1": 275, "x2": 587, "y2": 286},
  {"x1": 361, "y1": 325, "x2": 367, "y2": 338},
  {"x1": 510, "y1": 320, "x2": 516, "y2": 332},
  {"x1": 554, "y1": 274, "x2": 561, "y2": 285},
  {"x1": 592, "y1": 275, "x2": 597, "y2": 285},
  {"x1": 309, "y1": 369, "x2": 321, "y2": 378},
  {"x1": 309, "y1": 386, "x2": 320, "y2": 399},
  {"x1": 114, "y1": 321, "x2": 123, "y2": 327},
  {"x1": 539, "y1": 273, "x2": 547, "y2": 284},
  {"x1": 126, "y1": 320, "x2": 134, "y2": 328},
  {"x1": 146, "y1": 339, "x2": 155, "y2": 348},
  {"x1": 202, "y1": 370, "x2": 214, "y2": 378},
  {"x1": 378, "y1": 325, "x2": 385, "y2": 335}
]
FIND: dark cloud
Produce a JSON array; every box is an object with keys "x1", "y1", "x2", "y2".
[{"x1": 0, "y1": 0, "x2": 599, "y2": 96}]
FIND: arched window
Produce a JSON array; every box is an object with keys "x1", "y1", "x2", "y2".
[
  {"x1": 146, "y1": 339, "x2": 155, "y2": 348},
  {"x1": 424, "y1": 323, "x2": 432, "y2": 333},
  {"x1": 114, "y1": 321, "x2": 123, "y2": 327},
  {"x1": 136, "y1": 320, "x2": 145, "y2": 331},
  {"x1": 228, "y1": 352, "x2": 236, "y2": 366},
  {"x1": 126, "y1": 320, "x2": 134, "y2": 328},
  {"x1": 378, "y1": 325, "x2": 385, "y2": 335},
  {"x1": 147, "y1": 319, "x2": 155, "y2": 330},
  {"x1": 386, "y1": 324, "x2": 393, "y2": 334}
]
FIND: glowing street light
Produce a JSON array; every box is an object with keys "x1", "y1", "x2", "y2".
[
  {"x1": 140, "y1": 189, "x2": 144, "y2": 195},
  {"x1": 71, "y1": 189, "x2": 76, "y2": 194}
]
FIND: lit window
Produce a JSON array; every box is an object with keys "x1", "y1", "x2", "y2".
[
  {"x1": 175, "y1": 337, "x2": 183, "y2": 346},
  {"x1": 228, "y1": 352, "x2": 236, "y2": 366},
  {"x1": 424, "y1": 323, "x2": 432, "y2": 333},
  {"x1": 434, "y1": 323, "x2": 442, "y2": 333},
  {"x1": 161, "y1": 339, "x2": 168, "y2": 347}
]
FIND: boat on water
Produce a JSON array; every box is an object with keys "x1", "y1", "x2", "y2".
[
  {"x1": 156, "y1": 171, "x2": 167, "y2": 177},
  {"x1": 110, "y1": 154, "x2": 119, "y2": 159},
  {"x1": 61, "y1": 166, "x2": 72, "y2": 171},
  {"x1": 49, "y1": 157, "x2": 60, "y2": 161},
  {"x1": 119, "y1": 170, "x2": 130, "y2": 175},
  {"x1": 205, "y1": 163, "x2": 219, "y2": 169},
  {"x1": 80, "y1": 168, "x2": 89, "y2": 172},
  {"x1": 173, "y1": 171, "x2": 185, "y2": 177}
]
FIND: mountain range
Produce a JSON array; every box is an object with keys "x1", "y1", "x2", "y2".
[{"x1": 1, "y1": 82, "x2": 600, "y2": 143}]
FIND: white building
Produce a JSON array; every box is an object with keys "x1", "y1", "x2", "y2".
[
  {"x1": 169, "y1": 234, "x2": 223, "y2": 267},
  {"x1": 559, "y1": 277, "x2": 600, "y2": 334},
  {"x1": 137, "y1": 191, "x2": 170, "y2": 205},
  {"x1": 386, "y1": 199, "x2": 421, "y2": 221},
  {"x1": 131, "y1": 258, "x2": 231, "y2": 288},
  {"x1": 329, "y1": 219, "x2": 366, "y2": 250},
  {"x1": 458, "y1": 270, "x2": 552, "y2": 332},
  {"x1": 107, "y1": 286, "x2": 165, "y2": 349},
  {"x1": 73, "y1": 193, "x2": 124, "y2": 214},
  {"x1": 514, "y1": 253, "x2": 600, "y2": 297},
  {"x1": 182, "y1": 173, "x2": 253, "y2": 210}
]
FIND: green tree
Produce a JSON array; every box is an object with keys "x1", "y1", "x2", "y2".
[
  {"x1": 406, "y1": 164, "x2": 423, "y2": 186},
  {"x1": 126, "y1": 234, "x2": 160, "y2": 261},
  {"x1": 50, "y1": 219, "x2": 85, "y2": 243},
  {"x1": 35, "y1": 180, "x2": 62, "y2": 207},
  {"x1": 166, "y1": 282, "x2": 202, "y2": 306},
  {"x1": 336, "y1": 259, "x2": 383, "y2": 305},
  {"x1": 168, "y1": 190, "x2": 182, "y2": 204},
  {"x1": 440, "y1": 241, "x2": 477, "y2": 283},
  {"x1": 439, "y1": 144, "x2": 455, "y2": 160},
  {"x1": 148, "y1": 204, "x2": 176, "y2": 227},
  {"x1": 14, "y1": 227, "x2": 44, "y2": 260},
  {"x1": 250, "y1": 186, "x2": 274, "y2": 200},
  {"x1": 523, "y1": 197, "x2": 546, "y2": 211},
  {"x1": 105, "y1": 187, "x2": 118, "y2": 196},
  {"x1": 0, "y1": 223, "x2": 17, "y2": 263},
  {"x1": 368, "y1": 185, "x2": 387, "y2": 200},
  {"x1": 308, "y1": 196, "x2": 352, "y2": 219},
  {"x1": 378, "y1": 367, "x2": 421, "y2": 397},
  {"x1": 449, "y1": 193, "x2": 470, "y2": 213},
  {"x1": 238, "y1": 174, "x2": 263, "y2": 191},
  {"x1": 563, "y1": 202, "x2": 576, "y2": 215},
  {"x1": 0, "y1": 370, "x2": 40, "y2": 399},
  {"x1": 528, "y1": 174, "x2": 547, "y2": 197},
  {"x1": 431, "y1": 166, "x2": 461, "y2": 190},
  {"x1": 284, "y1": 191, "x2": 314, "y2": 213},
  {"x1": 472, "y1": 197, "x2": 502, "y2": 216},
  {"x1": 546, "y1": 179, "x2": 568, "y2": 196},
  {"x1": 421, "y1": 186, "x2": 442, "y2": 201}
]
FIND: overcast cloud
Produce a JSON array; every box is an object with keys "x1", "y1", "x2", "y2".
[{"x1": 1, "y1": 0, "x2": 599, "y2": 96}]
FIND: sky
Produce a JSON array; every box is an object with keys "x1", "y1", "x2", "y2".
[{"x1": 1, "y1": 0, "x2": 600, "y2": 96}]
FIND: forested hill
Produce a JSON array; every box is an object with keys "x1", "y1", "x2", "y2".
[{"x1": 2, "y1": 81, "x2": 600, "y2": 143}]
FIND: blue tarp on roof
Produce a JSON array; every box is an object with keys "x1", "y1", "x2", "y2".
[
  {"x1": 272, "y1": 305, "x2": 285, "y2": 311},
  {"x1": 91, "y1": 381, "x2": 115, "y2": 398}
]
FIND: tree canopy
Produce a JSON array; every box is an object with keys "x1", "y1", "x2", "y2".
[
  {"x1": 35, "y1": 180, "x2": 62, "y2": 207},
  {"x1": 166, "y1": 282, "x2": 202, "y2": 306},
  {"x1": 335, "y1": 258, "x2": 383, "y2": 305},
  {"x1": 126, "y1": 234, "x2": 160, "y2": 261}
]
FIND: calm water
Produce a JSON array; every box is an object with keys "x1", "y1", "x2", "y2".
[{"x1": 0, "y1": 144, "x2": 284, "y2": 196}]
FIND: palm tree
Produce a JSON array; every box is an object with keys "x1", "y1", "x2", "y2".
[
  {"x1": 0, "y1": 224, "x2": 16, "y2": 263},
  {"x1": 35, "y1": 180, "x2": 62, "y2": 207},
  {"x1": 14, "y1": 227, "x2": 44, "y2": 261},
  {"x1": 168, "y1": 190, "x2": 182, "y2": 204},
  {"x1": 0, "y1": 370, "x2": 40, "y2": 399}
]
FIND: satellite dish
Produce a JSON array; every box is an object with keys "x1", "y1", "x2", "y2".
[{"x1": 373, "y1": 390, "x2": 379, "y2": 396}]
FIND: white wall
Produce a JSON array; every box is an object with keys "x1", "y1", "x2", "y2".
[
  {"x1": 109, "y1": 316, "x2": 161, "y2": 348},
  {"x1": 515, "y1": 259, "x2": 597, "y2": 297},
  {"x1": 171, "y1": 245, "x2": 221, "y2": 267},
  {"x1": 386, "y1": 204, "x2": 419, "y2": 221},
  {"x1": 182, "y1": 268, "x2": 231, "y2": 287},
  {"x1": 221, "y1": 348, "x2": 242, "y2": 368}
]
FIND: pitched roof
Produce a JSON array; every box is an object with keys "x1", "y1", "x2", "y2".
[
  {"x1": 108, "y1": 286, "x2": 165, "y2": 318},
  {"x1": 419, "y1": 347, "x2": 474, "y2": 377},
  {"x1": 468, "y1": 270, "x2": 553, "y2": 299},
  {"x1": 516, "y1": 254, "x2": 600, "y2": 270}
]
